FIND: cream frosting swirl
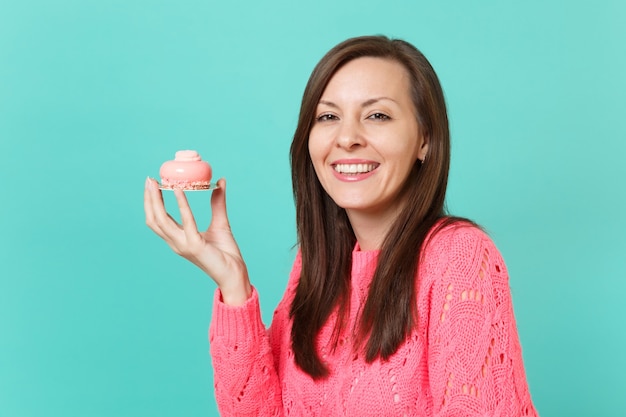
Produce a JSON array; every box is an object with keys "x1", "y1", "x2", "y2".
[{"x1": 174, "y1": 150, "x2": 202, "y2": 162}]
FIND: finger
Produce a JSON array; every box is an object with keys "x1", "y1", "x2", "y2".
[
  {"x1": 146, "y1": 177, "x2": 182, "y2": 239},
  {"x1": 173, "y1": 188, "x2": 202, "y2": 244},
  {"x1": 144, "y1": 177, "x2": 165, "y2": 233},
  {"x1": 209, "y1": 178, "x2": 231, "y2": 230}
]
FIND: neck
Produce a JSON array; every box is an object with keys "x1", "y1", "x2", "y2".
[{"x1": 346, "y1": 207, "x2": 400, "y2": 251}]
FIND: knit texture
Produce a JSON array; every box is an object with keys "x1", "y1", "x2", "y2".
[{"x1": 209, "y1": 223, "x2": 538, "y2": 416}]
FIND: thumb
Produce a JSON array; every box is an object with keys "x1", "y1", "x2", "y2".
[{"x1": 209, "y1": 178, "x2": 231, "y2": 230}]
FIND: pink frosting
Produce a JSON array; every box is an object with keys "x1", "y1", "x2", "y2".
[{"x1": 160, "y1": 150, "x2": 212, "y2": 182}]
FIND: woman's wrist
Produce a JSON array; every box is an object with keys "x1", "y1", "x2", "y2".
[{"x1": 219, "y1": 280, "x2": 253, "y2": 307}]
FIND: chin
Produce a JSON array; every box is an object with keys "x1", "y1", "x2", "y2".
[{"x1": 334, "y1": 200, "x2": 377, "y2": 213}]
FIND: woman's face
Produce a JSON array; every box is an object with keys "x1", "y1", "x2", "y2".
[{"x1": 308, "y1": 57, "x2": 429, "y2": 221}]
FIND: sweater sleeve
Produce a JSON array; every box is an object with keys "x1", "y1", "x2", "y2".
[
  {"x1": 209, "y1": 287, "x2": 284, "y2": 417},
  {"x1": 426, "y1": 226, "x2": 538, "y2": 417}
]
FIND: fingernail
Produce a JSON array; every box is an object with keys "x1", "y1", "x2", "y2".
[{"x1": 146, "y1": 177, "x2": 157, "y2": 190}]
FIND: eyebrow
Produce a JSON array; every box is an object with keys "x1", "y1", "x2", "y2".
[{"x1": 318, "y1": 96, "x2": 398, "y2": 108}]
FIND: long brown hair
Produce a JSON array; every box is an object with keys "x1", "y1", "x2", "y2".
[{"x1": 289, "y1": 35, "x2": 461, "y2": 379}]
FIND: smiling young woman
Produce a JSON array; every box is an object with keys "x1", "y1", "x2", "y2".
[{"x1": 145, "y1": 35, "x2": 539, "y2": 416}]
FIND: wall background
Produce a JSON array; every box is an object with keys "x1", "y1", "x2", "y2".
[{"x1": 1, "y1": 0, "x2": 624, "y2": 415}]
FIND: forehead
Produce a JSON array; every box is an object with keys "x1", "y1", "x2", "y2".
[{"x1": 321, "y1": 57, "x2": 412, "y2": 100}]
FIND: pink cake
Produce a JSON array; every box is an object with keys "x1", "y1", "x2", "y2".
[{"x1": 159, "y1": 150, "x2": 212, "y2": 190}]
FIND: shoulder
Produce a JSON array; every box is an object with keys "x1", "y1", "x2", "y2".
[
  {"x1": 421, "y1": 219, "x2": 509, "y2": 288},
  {"x1": 424, "y1": 220, "x2": 500, "y2": 261}
]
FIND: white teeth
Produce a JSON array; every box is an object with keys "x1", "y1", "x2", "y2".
[{"x1": 333, "y1": 163, "x2": 377, "y2": 174}]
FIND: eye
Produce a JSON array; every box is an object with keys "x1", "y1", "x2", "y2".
[
  {"x1": 316, "y1": 113, "x2": 338, "y2": 122},
  {"x1": 367, "y1": 112, "x2": 391, "y2": 121}
]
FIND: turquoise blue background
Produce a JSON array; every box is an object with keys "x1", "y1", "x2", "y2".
[{"x1": 1, "y1": 0, "x2": 625, "y2": 415}]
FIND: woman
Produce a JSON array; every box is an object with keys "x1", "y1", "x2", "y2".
[{"x1": 145, "y1": 36, "x2": 538, "y2": 416}]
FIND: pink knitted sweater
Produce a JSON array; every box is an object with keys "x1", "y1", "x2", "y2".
[{"x1": 209, "y1": 224, "x2": 538, "y2": 416}]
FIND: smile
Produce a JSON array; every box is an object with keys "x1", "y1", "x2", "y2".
[{"x1": 333, "y1": 163, "x2": 379, "y2": 174}]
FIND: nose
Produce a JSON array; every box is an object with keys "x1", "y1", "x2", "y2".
[{"x1": 335, "y1": 118, "x2": 365, "y2": 149}]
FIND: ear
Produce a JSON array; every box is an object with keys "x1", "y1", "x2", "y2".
[{"x1": 417, "y1": 133, "x2": 430, "y2": 162}]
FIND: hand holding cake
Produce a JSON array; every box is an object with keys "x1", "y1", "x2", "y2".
[{"x1": 144, "y1": 154, "x2": 251, "y2": 306}]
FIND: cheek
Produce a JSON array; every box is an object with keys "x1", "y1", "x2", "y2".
[
  {"x1": 307, "y1": 132, "x2": 325, "y2": 165},
  {"x1": 385, "y1": 143, "x2": 420, "y2": 170}
]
